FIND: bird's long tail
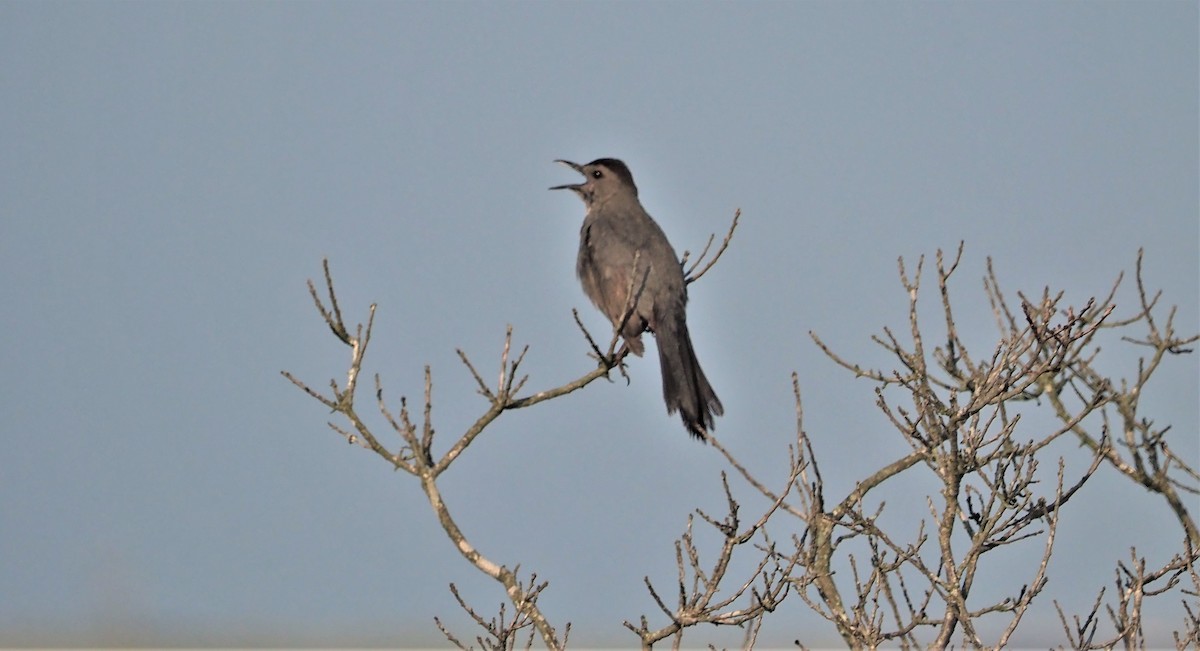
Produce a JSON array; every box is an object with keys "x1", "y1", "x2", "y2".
[{"x1": 656, "y1": 313, "x2": 723, "y2": 441}]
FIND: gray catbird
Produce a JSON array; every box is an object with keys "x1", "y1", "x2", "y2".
[{"x1": 551, "y1": 158, "x2": 723, "y2": 440}]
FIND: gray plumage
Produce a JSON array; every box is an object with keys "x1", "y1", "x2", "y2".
[{"x1": 551, "y1": 158, "x2": 723, "y2": 440}]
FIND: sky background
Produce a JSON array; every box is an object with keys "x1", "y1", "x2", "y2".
[{"x1": 1, "y1": 1, "x2": 1197, "y2": 648}]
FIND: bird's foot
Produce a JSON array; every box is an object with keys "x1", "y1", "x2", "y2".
[{"x1": 610, "y1": 343, "x2": 632, "y2": 385}]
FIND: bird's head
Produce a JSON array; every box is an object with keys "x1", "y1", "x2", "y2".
[{"x1": 550, "y1": 158, "x2": 639, "y2": 207}]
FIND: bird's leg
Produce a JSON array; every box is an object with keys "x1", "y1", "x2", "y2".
[
  {"x1": 609, "y1": 252, "x2": 651, "y2": 353},
  {"x1": 612, "y1": 342, "x2": 632, "y2": 385},
  {"x1": 572, "y1": 307, "x2": 631, "y2": 384},
  {"x1": 597, "y1": 253, "x2": 650, "y2": 385}
]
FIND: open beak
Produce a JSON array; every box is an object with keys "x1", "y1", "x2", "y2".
[{"x1": 549, "y1": 159, "x2": 584, "y2": 191}]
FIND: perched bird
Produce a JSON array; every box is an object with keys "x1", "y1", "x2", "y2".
[{"x1": 551, "y1": 158, "x2": 723, "y2": 440}]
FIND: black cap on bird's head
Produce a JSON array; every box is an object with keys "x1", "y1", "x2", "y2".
[{"x1": 550, "y1": 158, "x2": 639, "y2": 205}]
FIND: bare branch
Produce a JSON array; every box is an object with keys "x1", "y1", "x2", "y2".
[{"x1": 685, "y1": 208, "x2": 741, "y2": 284}]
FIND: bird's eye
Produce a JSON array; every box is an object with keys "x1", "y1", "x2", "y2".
[{"x1": 591, "y1": 170, "x2": 603, "y2": 179}]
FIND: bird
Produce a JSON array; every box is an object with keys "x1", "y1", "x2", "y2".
[{"x1": 551, "y1": 158, "x2": 723, "y2": 440}]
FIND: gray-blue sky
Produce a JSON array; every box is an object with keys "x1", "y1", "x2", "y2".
[{"x1": 1, "y1": 1, "x2": 1196, "y2": 647}]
